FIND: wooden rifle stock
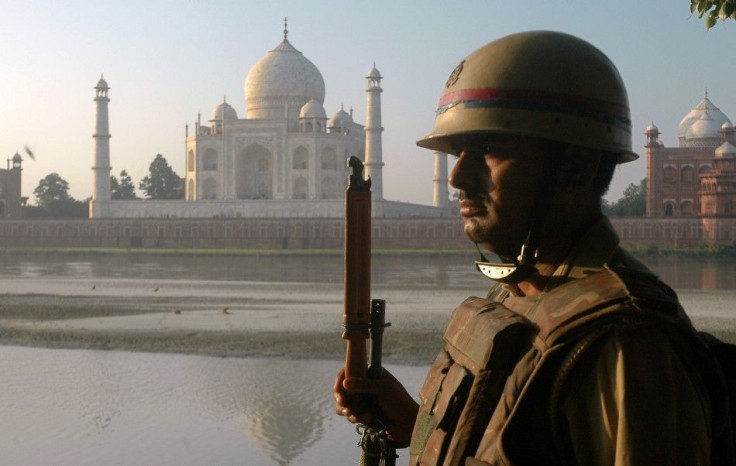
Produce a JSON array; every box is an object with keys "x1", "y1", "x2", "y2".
[
  {"x1": 343, "y1": 156, "x2": 397, "y2": 465},
  {"x1": 343, "y1": 156, "x2": 372, "y2": 380}
]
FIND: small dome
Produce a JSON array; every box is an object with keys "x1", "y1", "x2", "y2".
[
  {"x1": 95, "y1": 75, "x2": 109, "y2": 90},
  {"x1": 646, "y1": 122, "x2": 659, "y2": 133},
  {"x1": 715, "y1": 141, "x2": 736, "y2": 158},
  {"x1": 300, "y1": 99, "x2": 326, "y2": 119},
  {"x1": 723, "y1": 121, "x2": 733, "y2": 130},
  {"x1": 329, "y1": 108, "x2": 353, "y2": 128},
  {"x1": 367, "y1": 64, "x2": 381, "y2": 79},
  {"x1": 11, "y1": 152, "x2": 22, "y2": 163},
  {"x1": 210, "y1": 100, "x2": 238, "y2": 121}
]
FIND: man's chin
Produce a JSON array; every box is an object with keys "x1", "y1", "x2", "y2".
[
  {"x1": 462, "y1": 222, "x2": 491, "y2": 249},
  {"x1": 462, "y1": 223, "x2": 517, "y2": 259}
]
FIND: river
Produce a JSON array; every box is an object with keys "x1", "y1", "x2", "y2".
[{"x1": 0, "y1": 252, "x2": 734, "y2": 465}]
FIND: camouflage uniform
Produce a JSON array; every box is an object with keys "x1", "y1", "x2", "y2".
[{"x1": 409, "y1": 217, "x2": 732, "y2": 465}]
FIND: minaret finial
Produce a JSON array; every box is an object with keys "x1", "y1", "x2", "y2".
[{"x1": 283, "y1": 17, "x2": 288, "y2": 40}]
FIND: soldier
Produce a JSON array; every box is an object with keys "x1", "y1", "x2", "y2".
[{"x1": 335, "y1": 31, "x2": 733, "y2": 464}]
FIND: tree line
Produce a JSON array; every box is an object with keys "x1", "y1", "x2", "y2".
[
  {"x1": 30, "y1": 151, "x2": 649, "y2": 219},
  {"x1": 602, "y1": 179, "x2": 647, "y2": 217},
  {"x1": 29, "y1": 154, "x2": 184, "y2": 218}
]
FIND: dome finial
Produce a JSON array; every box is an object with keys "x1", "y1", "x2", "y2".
[{"x1": 283, "y1": 17, "x2": 288, "y2": 40}]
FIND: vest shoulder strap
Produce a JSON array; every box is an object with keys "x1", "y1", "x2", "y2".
[{"x1": 534, "y1": 266, "x2": 684, "y2": 347}]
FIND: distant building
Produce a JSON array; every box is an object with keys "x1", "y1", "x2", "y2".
[
  {"x1": 91, "y1": 23, "x2": 451, "y2": 219},
  {"x1": 646, "y1": 92, "x2": 736, "y2": 218},
  {"x1": 0, "y1": 153, "x2": 25, "y2": 218}
]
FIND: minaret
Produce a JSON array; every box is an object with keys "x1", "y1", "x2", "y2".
[
  {"x1": 90, "y1": 75, "x2": 112, "y2": 218},
  {"x1": 433, "y1": 151, "x2": 449, "y2": 208},
  {"x1": 644, "y1": 122, "x2": 660, "y2": 217},
  {"x1": 364, "y1": 64, "x2": 384, "y2": 200}
]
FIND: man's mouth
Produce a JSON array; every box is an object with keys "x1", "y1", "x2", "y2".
[{"x1": 458, "y1": 193, "x2": 486, "y2": 216}]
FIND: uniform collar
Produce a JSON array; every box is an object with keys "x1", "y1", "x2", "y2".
[
  {"x1": 546, "y1": 216, "x2": 620, "y2": 285},
  {"x1": 488, "y1": 216, "x2": 620, "y2": 301}
]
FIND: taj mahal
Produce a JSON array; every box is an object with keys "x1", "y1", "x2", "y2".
[{"x1": 89, "y1": 23, "x2": 451, "y2": 219}]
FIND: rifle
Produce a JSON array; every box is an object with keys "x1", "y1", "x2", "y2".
[{"x1": 343, "y1": 156, "x2": 397, "y2": 466}]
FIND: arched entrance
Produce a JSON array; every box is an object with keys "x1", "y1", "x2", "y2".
[{"x1": 236, "y1": 144, "x2": 273, "y2": 199}]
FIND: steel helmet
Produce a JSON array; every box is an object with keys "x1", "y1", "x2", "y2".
[{"x1": 417, "y1": 31, "x2": 638, "y2": 163}]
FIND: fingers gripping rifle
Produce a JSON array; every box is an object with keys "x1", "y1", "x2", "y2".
[{"x1": 343, "y1": 156, "x2": 397, "y2": 466}]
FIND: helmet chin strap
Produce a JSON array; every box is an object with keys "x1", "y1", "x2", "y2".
[
  {"x1": 474, "y1": 232, "x2": 538, "y2": 284},
  {"x1": 473, "y1": 149, "x2": 563, "y2": 285}
]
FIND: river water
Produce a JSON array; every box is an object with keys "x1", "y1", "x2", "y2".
[{"x1": 0, "y1": 252, "x2": 734, "y2": 465}]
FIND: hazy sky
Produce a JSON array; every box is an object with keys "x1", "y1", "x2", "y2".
[{"x1": 1, "y1": 0, "x2": 733, "y2": 205}]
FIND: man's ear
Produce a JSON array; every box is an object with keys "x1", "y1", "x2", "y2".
[{"x1": 558, "y1": 147, "x2": 601, "y2": 193}]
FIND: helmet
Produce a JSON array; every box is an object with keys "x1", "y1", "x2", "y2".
[{"x1": 417, "y1": 31, "x2": 638, "y2": 163}]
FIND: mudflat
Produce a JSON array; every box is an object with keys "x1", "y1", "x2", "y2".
[{"x1": 1, "y1": 293, "x2": 735, "y2": 366}]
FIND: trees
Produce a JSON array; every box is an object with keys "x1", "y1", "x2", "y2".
[
  {"x1": 692, "y1": 0, "x2": 736, "y2": 28},
  {"x1": 139, "y1": 154, "x2": 184, "y2": 200},
  {"x1": 31, "y1": 173, "x2": 87, "y2": 218},
  {"x1": 34, "y1": 173, "x2": 71, "y2": 208},
  {"x1": 603, "y1": 178, "x2": 647, "y2": 217},
  {"x1": 110, "y1": 170, "x2": 137, "y2": 200}
]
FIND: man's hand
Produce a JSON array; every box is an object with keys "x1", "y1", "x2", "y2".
[{"x1": 333, "y1": 367, "x2": 419, "y2": 447}]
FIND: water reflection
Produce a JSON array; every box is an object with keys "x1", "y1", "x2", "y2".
[
  {"x1": 2, "y1": 252, "x2": 734, "y2": 290},
  {"x1": 1, "y1": 252, "x2": 485, "y2": 289},
  {"x1": 240, "y1": 360, "x2": 327, "y2": 465},
  {"x1": 646, "y1": 256, "x2": 736, "y2": 290},
  {"x1": 0, "y1": 346, "x2": 427, "y2": 465}
]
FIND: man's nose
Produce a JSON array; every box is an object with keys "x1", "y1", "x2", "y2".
[{"x1": 449, "y1": 151, "x2": 479, "y2": 190}]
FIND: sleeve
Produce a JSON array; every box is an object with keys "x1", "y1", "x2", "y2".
[{"x1": 559, "y1": 323, "x2": 713, "y2": 466}]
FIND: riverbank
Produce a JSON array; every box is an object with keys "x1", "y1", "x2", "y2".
[
  {"x1": 0, "y1": 245, "x2": 475, "y2": 257},
  {"x1": 0, "y1": 295, "x2": 446, "y2": 365},
  {"x1": 2, "y1": 295, "x2": 735, "y2": 365}
]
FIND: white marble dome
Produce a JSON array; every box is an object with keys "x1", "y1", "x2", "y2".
[
  {"x1": 210, "y1": 100, "x2": 238, "y2": 121},
  {"x1": 367, "y1": 64, "x2": 381, "y2": 79},
  {"x1": 244, "y1": 38, "x2": 325, "y2": 120},
  {"x1": 678, "y1": 93, "x2": 731, "y2": 145},
  {"x1": 329, "y1": 108, "x2": 353, "y2": 128},
  {"x1": 299, "y1": 99, "x2": 326, "y2": 119},
  {"x1": 716, "y1": 141, "x2": 736, "y2": 158},
  {"x1": 686, "y1": 112, "x2": 724, "y2": 140},
  {"x1": 95, "y1": 76, "x2": 109, "y2": 90}
]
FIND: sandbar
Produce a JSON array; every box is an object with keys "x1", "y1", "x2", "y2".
[{"x1": 1, "y1": 293, "x2": 735, "y2": 366}]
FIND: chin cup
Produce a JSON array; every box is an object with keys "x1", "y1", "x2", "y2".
[
  {"x1": 474, "y1": 260, "x2": 537, "y2": 284},
  {"x1": 474, "y1": 241, "x2": 538, "y2": 284}
]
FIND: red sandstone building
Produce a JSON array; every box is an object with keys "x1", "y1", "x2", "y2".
[
  {"x1": 643, "y1": 92, "x2": 736, "y2": 243},
  {"x1": 0, "y1": 153, "x2": 24, "y2": 219}
]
